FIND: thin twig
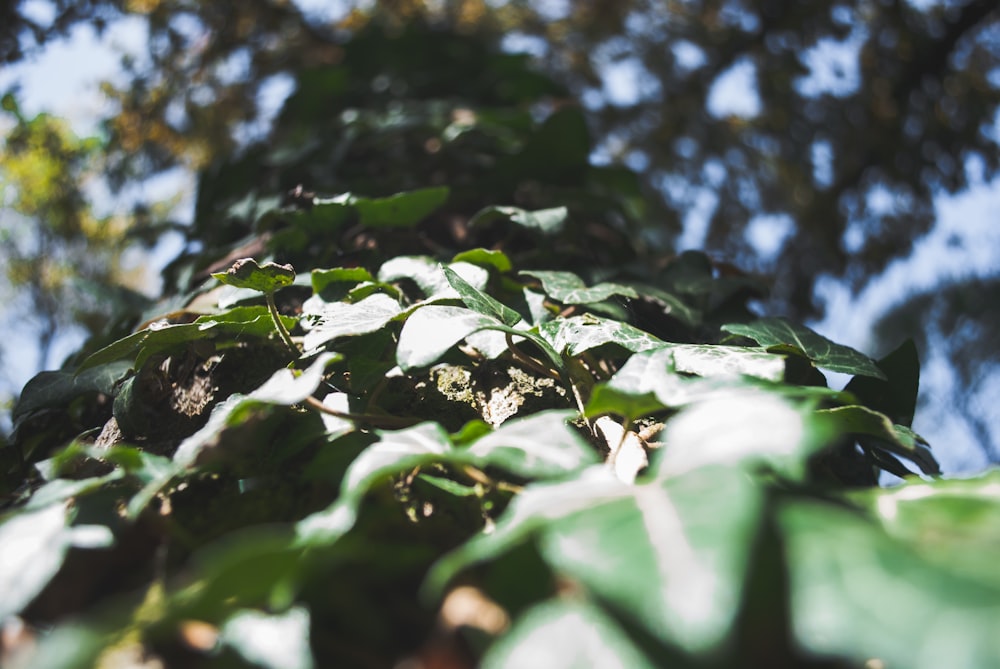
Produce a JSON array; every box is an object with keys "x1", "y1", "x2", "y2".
[{"x1": 303, "y1": 396, "x2": 420, "y2": 429}]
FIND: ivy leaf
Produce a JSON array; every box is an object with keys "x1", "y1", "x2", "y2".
[
  {"x1": 301, "y1": 293, "x2": 402, "y2": 351},
  {"x1": 663, "y1": 344, "x2": 786, "y2": 382},
  {"x1": 520, "y1": 270, "x2": 638, "y2": 305},
  {"x1": 538, "y1": 314, "x2": 663, "y2": 356},
  {"x1": 817, "y1": 405, "x2": 940, "y2": 475},
  {"x1": 722, "y1": 318, "x2": 886, "y2": 380},
  {"x1": 443, "y1": 265, "x2": 523, "y2": 327},
  {"x1": 352, "y1": 186, "x2": 449, "y2": 228},
  {"x1": 466, "y1": 410, "x2": 597, "y2": 478},
  {"x1": 468, "y1": 205, "x2": 568, "y2": 235},
  {"x1": 212, "y1": 258, "x2": 296, "y2": 294}
]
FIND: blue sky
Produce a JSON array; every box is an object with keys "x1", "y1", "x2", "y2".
[{"x1": 1, "y1": 8, "x2": 997, "y2": 472}]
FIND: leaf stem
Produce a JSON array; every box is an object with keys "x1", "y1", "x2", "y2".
[{"x1": 266, "y1": 291, "x2": 300, "y2": 356}]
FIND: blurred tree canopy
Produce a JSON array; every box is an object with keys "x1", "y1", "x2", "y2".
[{"x1": 1, "y1": 0, "x2": 999, "y2": 455}]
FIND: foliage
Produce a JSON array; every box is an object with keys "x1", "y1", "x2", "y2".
[{"x1": 2, "y1": 22, "x2": 997, "y2": 669}]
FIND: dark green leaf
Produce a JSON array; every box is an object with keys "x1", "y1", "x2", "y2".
[
  {"x1": 722, "y1": 318, "x2": 886, "y2": 380},
  {"x1": 468, "y1": 206, "x2": 568, "y2": 234},
  {"x1": 817, "y1": 405, "x2": 940, "y2": 475},
  {"x1": 443, "y1": 265, "x2": 523, "y2": 327},
  {"x1": 843, "y1": 338, "x2": 920, "y2": 426},
  {"x1": 14, "y1": 361, "x2": 132, "y2": 423},
  {"x1": 353, "y1": 186, "x2": 449, "y2": 228}
]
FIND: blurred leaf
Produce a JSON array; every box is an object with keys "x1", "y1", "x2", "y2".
[
  {"x1": 219, "y1": 606, "x2": 314, "y2": 669},
  {"x1": 722, "y1": 318, "x2": 886, "y2": 380},
  {"x1": 342, "y1": 187, "x2": 449, "y2": 228},
  {"x1": 468, "y1": 206, "x2": 568, "y2": 235},
  {"x1": 431, "y1": 465, "x2": 763, "y2": 654},
  {"x1": 212, "y1": 258, "x2": 296, "y2": 293},
  {"x1": 0, "y1": 504, "x2": 113, "y2": 619},
  {"x1": 782, "y1": 499, "x2": 1000, "y2": 669},
  {"x1": 653, "y1": 390, "x2": 831, "y2": 480},
  {"x1": 482, "y1": 599, "x2": 657, "y2": 669}
]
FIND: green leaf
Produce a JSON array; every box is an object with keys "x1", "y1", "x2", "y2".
[
  {"x1": 482, "y1": 599, "x2": 657, "y2": 669},
  {"x1": 538, "y1": 314, "x2": 663, "y2": 356},
  {"x1": 301, "y1": 292, "x2": 402, "y2": 351},
  {"x1": 781, "y1": 499, "x2": 1000, "y2": 669},
  {"x1": 520, "y1": 270, "x2": 638, "y2": 304},
  {"x1": 0, "y1": 504, "x2": 114, "y2": 619},
  {"x1": 817, "y1": 405, "x2": 940, "y2": 475},
  {"x1": 396, "y1": 305, "x2": 503, "y2": 371},
  {"x1": 212, "y1": 258, "x2": 296, "y2": 293},
  {"x1": 310, "y1": 267, "x2": 375, "y2": 295},
  {"x1": 468, "y1": 205, "x2": 568, "y2": 235},
  {"x1": 722, "y1": 317, "x2": 886, "y2": 380},
  {"x1": 452, "y1": 248, "x2": 513, "y2": 273},
  {"x1": 443, "y1": 265, "x2": 523, "y2": 327},
  {"x1": 353, "y1": 186, "x2": 449, "y2": 227},
  {"x1": 14, "y1": 361, "x2": 132, "y2": 424},
  {"x1": 584, "y1": 385, "x2": 664, "y2": 421}
]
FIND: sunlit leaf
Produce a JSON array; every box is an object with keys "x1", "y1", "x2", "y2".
[
  {"x1": 452, "y1": 248, "x2": 513, "y2": 273},
  {"x1": 396, "y1": 306, "x2": 503, "y2": 371},
  {"x1": 301, "y1": 292, "x2": 402, "y2": 351},
  {"x1": 520, "y1": 270, "x2": 637, "y2": 304},
  {"x1": 538, "y1": 314, "x2": 663, "y2": 356},
  {"x1": 654, "y1": 390, "x2": 831, "y2": 480},
  {"x1": 466, "y1": 410, "x2": 597, "y2": 477},
  {"x1": 219, "y1": 607, "x2": 314, "y2": 669}
]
